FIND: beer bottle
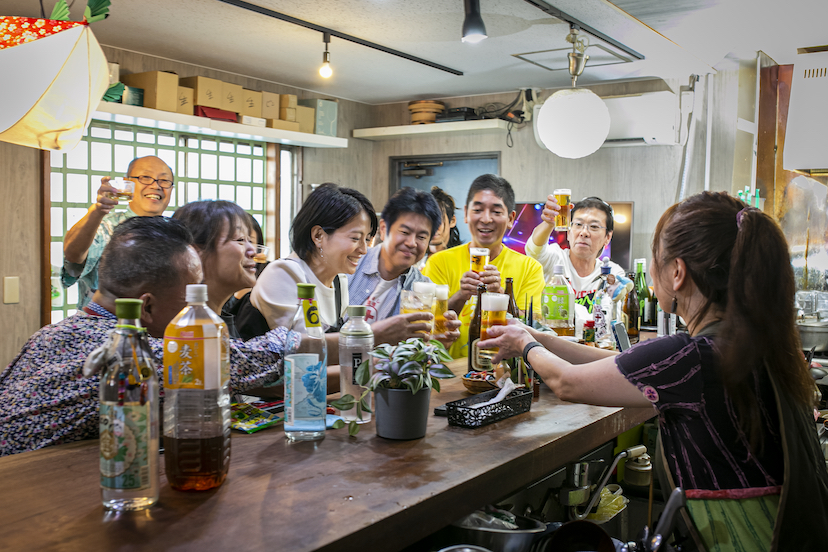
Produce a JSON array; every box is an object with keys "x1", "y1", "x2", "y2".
[
  {"x1": 623, "y1": 272, "x2": 640, "y2": 344},
  {"x1": 467, "y1": 283, "x2": 487, "y2": 373},
  {"x1": 504, "y1": 278, "x2": 525, "y2": 384}
]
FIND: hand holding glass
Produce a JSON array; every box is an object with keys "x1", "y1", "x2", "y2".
[
  {"x1": 479, "y1": 292, "x2": 509, "y2": 367},
  {"x1": 432, "y1": 284, "x2": 449, "y2": 334},
  {"x1": 400, "y1": 290, "x2": 433, "y2": 335},
  {"x1": 553, "y1": 188, "x2": 571, "y2": 232},
  {"x1": 109, "y1": 178, "x2": 135, "y2": 201}
]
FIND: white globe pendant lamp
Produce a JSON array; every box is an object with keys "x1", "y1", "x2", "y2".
[{"x1": 536, "y1": 28, "x2": 611, "y2": 159}]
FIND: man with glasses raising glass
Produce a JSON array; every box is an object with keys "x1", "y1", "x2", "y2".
[
  {"x1": 526, "y1": 195, "x2": 629, "y2": 314},
  {"x1": 62, "y1": 155, "x2": 175, "y2": 309}
]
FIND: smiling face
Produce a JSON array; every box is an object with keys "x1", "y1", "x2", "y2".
[
  {"x1": 203, "y1": 219, "x2": 257, "y2": 297},
  {"x1": 567, "y1": 207, "x2": 613, "y2": 263},
  {"x1": 464, "y1": 189, "x2": 515, "y2": 249},
  {"x1": 380, "y1": 212, "x2": 433, "y2": 277},
  {"x1": 126, "y1": 156, "x2": 173, "y2": 216},
  {"x1": 318, "y1": 210, "x2": 372, "y2": 275}
]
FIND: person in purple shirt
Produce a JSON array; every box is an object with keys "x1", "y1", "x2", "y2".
[{"x1": 480, "y1": 191, "x2": 828, "y2": 551}]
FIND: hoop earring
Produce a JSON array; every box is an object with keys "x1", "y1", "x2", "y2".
[{"x1": 670, "y1": 296, "x2": 678, "y2": 314}]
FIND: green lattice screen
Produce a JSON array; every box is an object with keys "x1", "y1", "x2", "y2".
[{"x1": 49, "y1": 120, "x2": 268, "y2": 323}]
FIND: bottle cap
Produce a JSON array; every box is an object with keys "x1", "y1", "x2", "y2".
[
  {"x1": 347, "y1": 305, "x2": 367, "y2": 317},
  {"x1": 186, "y1": 284, "x2": 208, "y2": 303},
  {"x1": 297, "y1": 283, "x2": 316, "y2": 299},
  {"x1": 115, "y1": 298, "x2": 143, "y2": 319},
  {"x1": 584, "y1": 320, "x2": 595, "y2": 327},
  {"x1": 553, "y1": 265, "x2": 564, "y2": 274}
]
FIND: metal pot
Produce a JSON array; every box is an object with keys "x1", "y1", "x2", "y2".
[
  {"x1": 449, "y1": 514, "x2": 546, "y2": 552},
  {"x1": 797, "y1": 320, "x2": 828, "y2": 352}
]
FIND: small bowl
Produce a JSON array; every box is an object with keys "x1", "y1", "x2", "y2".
[{"x1": 462, "y1": 374, "x2": 498, "y2": 394}]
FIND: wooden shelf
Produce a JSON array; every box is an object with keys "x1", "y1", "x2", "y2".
[
  {"x1": 352, "y1": 118, "x2": 508, "y2": 140},
  {"x1": 92, "y1": 102, "x2": 348, "y2": 148}
]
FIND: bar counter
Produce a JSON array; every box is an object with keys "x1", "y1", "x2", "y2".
[{"x1": 0, "y1": 359, "x2": 654, "y2": 551}]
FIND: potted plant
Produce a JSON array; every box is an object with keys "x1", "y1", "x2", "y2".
[{"x1": 331, "y1": 338, "x2": 455, "y2": 439}]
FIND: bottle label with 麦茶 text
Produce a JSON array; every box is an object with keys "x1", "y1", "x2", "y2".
[
  {"x1": 164, "y1": 324, "x2": 227, "y2": 390},
  {"x1": 542, "y1": 285, "x2": 570, "y2": 321},
  {"x1": 100, "y1": 403, "x2": 151, "y2": 491}
]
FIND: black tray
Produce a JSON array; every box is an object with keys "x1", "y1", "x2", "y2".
[{"x1": 446, "y1": 387, "x2": 532, "y2": 428}]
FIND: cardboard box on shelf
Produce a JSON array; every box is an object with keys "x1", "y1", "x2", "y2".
[
  {"x1": 177, "y1": 86, "x2": 194, "y2": 115},
  {"x1": 179, "y1": 76, "x2": 223, "y2": 109},
  {"x1": 241, "y1": 90, "x2": 262, "y2": 118},
  {"x1": 238, "y1": 115, "x2": 267, "y2": 127},
  {"x1": 121, "y1": 71, "x2": 178, "y2": 112},
  {"x1": 267, "y1": 119, "x2": 301, "y2": 132},
  {"x1": 298, "y1": 98, "x2": 338, "y2": 136},
  {"x1": 222, "y1": 81, "x2": 243, "y2": 113},
  {"x1": 279, "y1": 107, "x2": 296, "y2": 122},
  {"x1": 295, "y1": 105, "x2": 315, "y2": 133},
  {"x1": 279, "y1": 94, "x2": 297, "y2": 109},
  {"x1": 261, "y1": 91, "x2": 280, "y2": 119}
]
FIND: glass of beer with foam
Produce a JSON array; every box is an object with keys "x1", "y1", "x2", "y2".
[
  {"x1": 432, "y1": 284, "x2": 449, "y2": 334},
  {"x1": 470, "y1": 247, "x2": 489, "y2": 274},
  {"x1": 480, "y1": 292, "x2": 509, "y2": 364},
  {"x1": 553, "y1": 188, "x2": 571, "y2": 232}
]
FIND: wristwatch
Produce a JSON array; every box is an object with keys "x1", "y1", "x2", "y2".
[{"x1": 522, "y1": 341, "x2": 544, "y2": 367}]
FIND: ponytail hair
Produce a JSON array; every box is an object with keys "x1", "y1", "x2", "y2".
[{"x1": 652, "y1": 191, "x2": 811, "y2": 450}]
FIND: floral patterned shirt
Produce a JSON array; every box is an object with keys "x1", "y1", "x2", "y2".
[
  {"x1": 0, "y1": 304, "x2": 300, "y2": 457},
  {"x1": 60, "y1": 208, "x2": 136, "y2": 309}
]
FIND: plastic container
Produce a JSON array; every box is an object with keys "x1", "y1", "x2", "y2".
[
  {"x1": 339, "y1": 305, "x2": 373, "y2": 423},
  {"x1": 163, "y1": 284, "x2": 231, "y2": 491}
]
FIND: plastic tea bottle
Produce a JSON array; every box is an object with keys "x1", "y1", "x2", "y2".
[
  {"x1": 544, "y1": 265, "x2": 576, "y2": 337},
  {"x1": 98, "y1": 298, "x2": 159, "y2": 510},
  {"x1": 163, "y1": 284, "x2": 231, "y2": 491},
  {"x1": 285, "y1": 283, "x2": 327, "y2": 441},
  {"x1": 339, "y1": 305, "x2": 374, "y2": 424},
  {"x1": 467, "y1": 283, "x2": 487, "y2": 373}
]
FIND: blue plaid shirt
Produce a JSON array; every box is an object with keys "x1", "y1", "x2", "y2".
[{"x1": 348, "y1": 245, "x2": 432, "y2": 323}]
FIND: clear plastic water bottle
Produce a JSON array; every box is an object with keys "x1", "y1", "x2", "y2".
[
  {"x1": 339, "y1": 305, "x2": 374, "y2": 423},
  {"x1": 98, "y1": 298, "x2": 159, "y2": 511},
  {"x1": 285, "y1": 283, "x2": 327, "y2": 441},
  {"x1": 163, "y1": 284, "x2": 231, "y2": 491}
]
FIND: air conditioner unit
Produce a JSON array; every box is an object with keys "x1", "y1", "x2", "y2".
[{"x1": 533, "y1": 90, "x2": 679, "y2": 150}]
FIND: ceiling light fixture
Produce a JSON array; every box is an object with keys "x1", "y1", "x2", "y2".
[
  {"x1": 461, "y1": 0, "x2": 487, "y2": 44},
  {"x1": 319, "y1": 32, "x2": 332, "y2": 78},
  {"x1": 535, "y1": 26, "x2": 611, "y2": 159}
]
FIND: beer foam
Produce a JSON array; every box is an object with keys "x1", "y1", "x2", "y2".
[
  {"x1": 481, "y1": 292, "x2": 509, "y2": 312},
  {"x1": 413, "y1": 281, "x2": 436, "y2": 297},
  {"x1": 435, "y1": 284, "x2": 449, "y2": 301}
]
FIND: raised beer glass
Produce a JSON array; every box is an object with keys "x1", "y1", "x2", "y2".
[
  {"x1": 480, "y1": 292, "x2": 509, "y2": 366},
  {"x1": 470, "y1": 248, "x2": 489, "y2": 274},
  {"x1": 553, "y1": 188, "x2": 571, "y2": 232}
]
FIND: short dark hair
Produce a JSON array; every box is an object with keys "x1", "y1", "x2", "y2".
[
  {"x1": 382, "y1": 187, "x2": 442, "y2": 238},
  {"x1": 98, "y1": 217, "x2": 194, "y2": 298},
  {"x1": 291, "y1": 183, "x2": 378, "y2": 261},
  {"x1": 465, "y1": 174, "x2": 515, "y2": 214},
  {"x1": 431, "y1": 186, "x2": 462, "y2": 248},
  {"x1": 572, "y1": 196, "x2": 614, "y2": 233},
  {"x1": 172, "y1": 200, "x2": 252, "y2": 258}
]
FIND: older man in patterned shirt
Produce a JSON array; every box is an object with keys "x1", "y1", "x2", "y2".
[{"x1": 0, "y1": 217, "x2": 300, "y2": 457}]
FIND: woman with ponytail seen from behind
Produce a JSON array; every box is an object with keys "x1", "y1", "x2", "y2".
[{"x1": 479, "y1": 191, "x2": 828, "y2": 551}]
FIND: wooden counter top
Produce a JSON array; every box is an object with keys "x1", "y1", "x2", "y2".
[{"x1": 0, "y1": 359, "x2": 653, "y2": 552}]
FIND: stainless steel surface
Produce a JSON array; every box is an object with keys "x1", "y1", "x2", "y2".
[
  {"x1": 797, "y1": 320, "x2": 828, "y2": 352},
  {"x1": 450, "y1": 515, "x2": 547, "y2": 552}
]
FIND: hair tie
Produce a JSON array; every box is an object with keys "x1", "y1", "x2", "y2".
[{"x1": 736, "y1": 206, "x2": 757, "y2": 229}]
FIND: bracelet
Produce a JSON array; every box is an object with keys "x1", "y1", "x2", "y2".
[{"x1": 522, "y1": 341, "x2": 544, "y2": 366}]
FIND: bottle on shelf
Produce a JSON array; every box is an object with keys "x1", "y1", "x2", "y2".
[
  {"x1": 163, "y1": 284, "x2": 231, "y2": 491},
  {"x1": 623, "y1": 272, "x2": 640, "y2": 344},
  {"x1": 467, "y1": 283, "x2": 487, "y2": 373},
  {"x1": 634, "y1": 259, "x2": 654, "y2": 327},
  {"x1": 98, "y1": 298, "x2": 159, "y2": 511},
  {"x1": 544, "y1": 265, "x2": 576, "y2": 337},
  {"x1": 285, "y1": 283, "x2": 327, "y2": 442},
  {"x1": 339, "y1": 305, "x2": 374, "y2": 424}
]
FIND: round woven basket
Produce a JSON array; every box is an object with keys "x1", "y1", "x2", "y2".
[
  {"x1": 408, "y1": 100, "x2": 445, "y2": 125},
  {"x1": 462, "y1": 374, "x2": 498, "y2": 394}
]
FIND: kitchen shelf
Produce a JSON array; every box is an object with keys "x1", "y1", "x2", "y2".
[
  {"x1": 352, "y1": 118, "x2": 508, "y2": 140},
  {"x1": 92, "y1": 102, "x2": 348, "y2": 148}
]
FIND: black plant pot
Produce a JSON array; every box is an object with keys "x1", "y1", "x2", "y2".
[{"x1": 374, "y1": 387, "x2": 431, "y2": 440}]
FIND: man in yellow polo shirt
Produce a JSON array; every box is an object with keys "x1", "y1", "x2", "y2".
[{"x1": 423, "y1": 174, "x2": 544, "y2": 359}]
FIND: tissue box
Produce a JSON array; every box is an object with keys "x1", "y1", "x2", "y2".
[
  {"x1": 238, "y1": 115, "x2": 266, "y2": 127},
  {"x1": 121, "y1": 71, "x2": 178, "y2": 112},
  {"x1": 179, "y1": 76, "x2": 223, "y2": 109},
  {"x1": 298, "y1": 98, "x2": 338, "y2": 136}
]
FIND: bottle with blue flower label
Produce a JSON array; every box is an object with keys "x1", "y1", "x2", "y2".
[{"x1": 285, "y1": 283, "x2": 327, "y2": 441}]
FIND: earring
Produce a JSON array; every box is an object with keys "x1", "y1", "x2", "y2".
[
  {"x1": 670, "y1": 296, "x2": 678, "y2": 314},
  {"x1": 318, "y1": 246, "x2": 324, "y2": 259}
]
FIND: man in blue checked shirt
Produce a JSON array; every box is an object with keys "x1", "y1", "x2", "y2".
[{"x1": 349, "y1": 188, "x2": 460, "y2": 344}]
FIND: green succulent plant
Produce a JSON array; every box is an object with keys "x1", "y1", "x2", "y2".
[{"x1": 330, "y1": 338, "x2": 455, "y2": 436}]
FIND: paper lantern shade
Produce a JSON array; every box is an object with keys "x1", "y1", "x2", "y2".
[
  {"x1": 0, "y1": 19, "x2": 109, "y2": 151},
  {"x1": 536, "y1": 88, "x2": 611, "y2": 159}
]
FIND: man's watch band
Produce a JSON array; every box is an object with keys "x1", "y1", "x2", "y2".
[{"x1": 522, "y1": 341, "x2": 544, "y2": 366}]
